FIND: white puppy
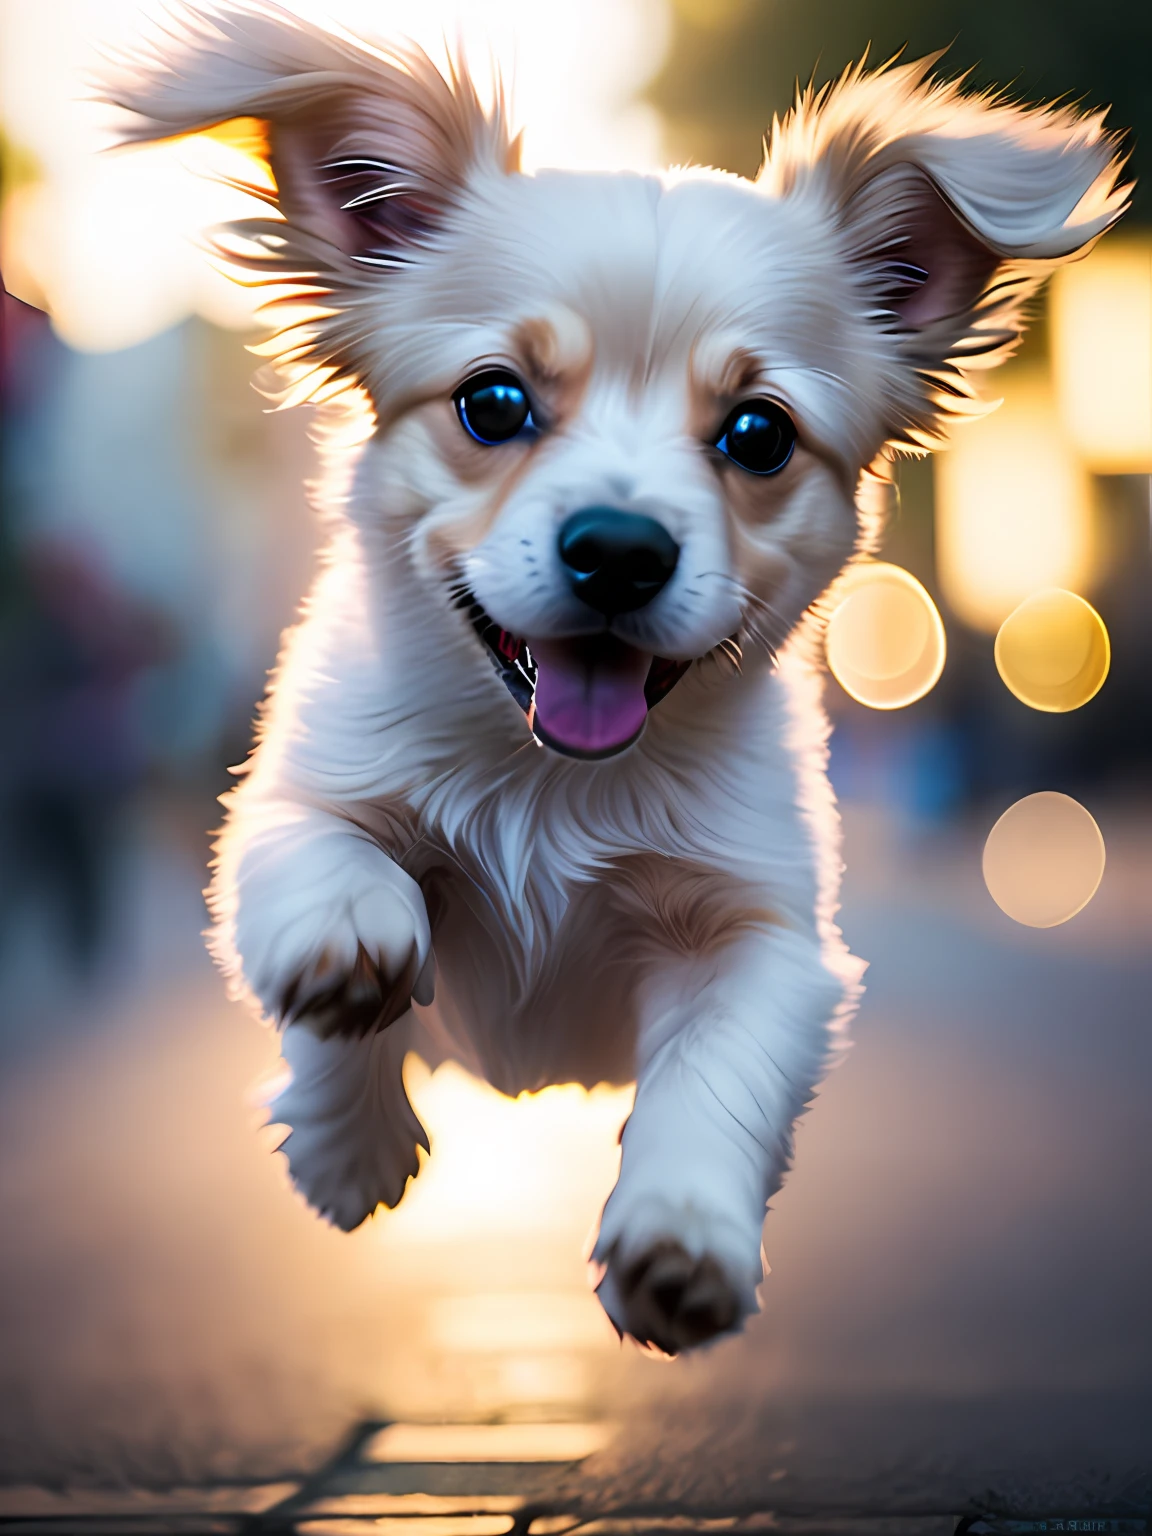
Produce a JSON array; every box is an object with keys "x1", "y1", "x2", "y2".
[{"x1": 107, "y1": 3, "x2": 1125, "y2": 1352}]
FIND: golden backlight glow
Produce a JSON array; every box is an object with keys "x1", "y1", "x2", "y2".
[
  {"x1": 428, "y1": 1290, "x2": 616, "y2": 1353},
  {"x1": 321, "y1": 1521, "x2": 514, "y2": 1536},
  {"x1": 0, "y1": 0, "x2": 670, "y2": 352},
  {"x1": 824, "y1": 561, "x2": 946, "y2": 709},
  {"x1": 982, "y1": 792, "x2": 1105, "y2": 928},
  {"x1": 1051, "y1": 236, "x2": 1152, "y2": 473},
  {"x1": 300, "y1": 1517, "x2": 515, "y2": 1536},
  {"x1": 994, "y1": 589, "x2": 1110, "y2": 712},
  {"x1": 935, "y1": 372, "x2": 1095, "y2": 633},
  {"x1": 386, "y1": 1058, "x2": 633, "y2": 1242},
  {"x1": 353, "y1": 1059, "x2": 631, "y2": 1415},
  {"x1": 364, "y1": 1422, "x2": 613, "y2": 1462}
]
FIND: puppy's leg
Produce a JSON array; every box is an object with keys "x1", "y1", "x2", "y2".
[
  {"x1": 212, "y1": 798, "x2": 434, "y2": 1227},
  {"x1": 593, "y1": 927, "x2": 846, "y2": 1352},
  {"x1": 269, "y1": 1020, "x2": 428, "y2": 1230}
]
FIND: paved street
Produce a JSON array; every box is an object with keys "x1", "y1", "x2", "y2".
[{"x1": 1, "y1": 797, "x2": 1150, "y2": 1530}]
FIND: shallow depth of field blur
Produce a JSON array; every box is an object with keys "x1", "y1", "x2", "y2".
[{"x1": 1, "y1": 0, "x2": 1151, "y2": 1510}]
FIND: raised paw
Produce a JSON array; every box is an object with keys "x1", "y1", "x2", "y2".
[
  {"x1": 219, "y1": 808, "x2": 433, "y2": 1039},
  {"x1": 281, "y1": 939, "x2": 433, "y2": 1039},
  {"x1": 612, "y1": 1240, "x2": 742, "y2": 1355}
]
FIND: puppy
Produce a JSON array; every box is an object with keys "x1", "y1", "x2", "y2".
[{"x1": 107, "y1": 2, "x2": 1125, "y2": 1353}]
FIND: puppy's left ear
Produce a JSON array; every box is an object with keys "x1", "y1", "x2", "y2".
[
  {"x1": 99, "y1": 1, "x2": 518, "y2": 399},
  {"x1": 761, "y1": 57, "x2": 1130, "y2": 446}
]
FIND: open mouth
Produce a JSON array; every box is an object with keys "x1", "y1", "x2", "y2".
[{"x1": 456, "y1": 591, "x2": 692, "y2": 760}]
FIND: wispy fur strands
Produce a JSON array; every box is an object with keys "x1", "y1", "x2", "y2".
[{"x1": 760, "y1": 55, "x2": 1129, "y2": 448}]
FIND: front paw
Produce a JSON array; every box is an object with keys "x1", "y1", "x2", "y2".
[
  {"x1": 593, "y1": 1195, "x2": 762, "y2": 1354},
  {"x1": 224, "y1": 825, "x2": 434, "y2": 1038},
  {"x1": 603, "y1": 1240, "x2": 743, "y2": 1354},
  {"x1": 281, "y1": 936, "x2": 433, "y2": 1039}
]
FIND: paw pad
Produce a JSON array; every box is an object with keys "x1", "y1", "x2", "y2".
[
  {"x1": 617, "y1": 1240, "x2": 741, "y2": 1355},
  {"x1": 280, "y1": 940, "x2": 421, "y2": 1038}
]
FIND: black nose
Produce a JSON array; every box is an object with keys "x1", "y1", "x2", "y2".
[{"x1": 558, "y1": 508, "x2": 680, "y2": 616}]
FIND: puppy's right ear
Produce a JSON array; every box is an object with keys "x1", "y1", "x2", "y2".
[
  {"x1": 100, "y1": 1, "x2": 518, "y2": 390},
  {"x1": 760, "y1": 55, "x2": 1128, "y2": 450}
]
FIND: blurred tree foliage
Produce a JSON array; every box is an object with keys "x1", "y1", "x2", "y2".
[{"x1": 650, "y1": 0, "x2": 1152, "y2": 220}]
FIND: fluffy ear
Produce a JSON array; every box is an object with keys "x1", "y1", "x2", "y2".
[
  {"x1": 99, "y1": 0, "x2": 518, "y2": 399},
  {"x1": 759, "y1": 57, "x2": 1130, "y2": 447}
]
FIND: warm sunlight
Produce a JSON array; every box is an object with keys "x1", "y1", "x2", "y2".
[
  {"x1": 824, "y1": 561, "x2": 946, "y2": 709},
  {"x1": 385, "y1": 1057, "x2": 633, "y2": 1245},
  {"x1": 982, "y1": 791, "x2": 1106, "y2": 928},
  {"x1": 351, "y1": 1059, "x2": 633, "y2": 1416},
  {"x1": 934, "y1": 371, "x2": 1096, "y2": 634},
  {"x1": 1051, "y1": 235, "x2": 1152, "y2": 474},
  {"x1": 994, "y1": 589, "x2": 1110, "y2": 713},
  {"x1": 0, "y1": 0, "x2": 670, "y2": 351}
]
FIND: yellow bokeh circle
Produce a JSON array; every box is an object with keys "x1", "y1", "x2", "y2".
[
  {"x1": 994, "y1": 589, "x2": 1110, "y2": 712},
  {"x1": 982, "y1": 791, "x2": 1105, "y2": 928},
  {"x1": 825, "y1": 562, "x2": 946, "y2": 709}
]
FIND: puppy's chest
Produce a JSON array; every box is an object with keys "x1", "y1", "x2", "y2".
[
  {"x1": 370, "y1": 763, "x2": 782, "y2": 975},
  {"x1": 401, "y1": 836, "x2": 772, "y2": 1094},
  {"x1": 389, "y1": 805, "x2": 775, "y2": 992}
]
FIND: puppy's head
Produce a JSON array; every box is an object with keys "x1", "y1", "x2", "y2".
[{"x1": 107, "y1": 3, "x2": 1127, "y2": 759}]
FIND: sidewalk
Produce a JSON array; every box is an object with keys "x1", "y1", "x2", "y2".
[{"x1": 0, "y1": 797, "x2": 1149, "y2": 1524}]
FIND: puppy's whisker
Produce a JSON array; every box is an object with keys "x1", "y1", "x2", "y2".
[
  {"x1": 737, "y1": 602, "x2": 784, "y2": 662},
  {"x1": 341, "y1": 183, "x2": 417, "y2": 210},
  {"x1": 353, "y1": 252, "x2": 418, "y2": 270},
  {"x1": 505, "y1": 736, "x2": 541, "y2": 763},
  {"x1": 319, "y1": 157, "x2": 411, "y2": 180}
]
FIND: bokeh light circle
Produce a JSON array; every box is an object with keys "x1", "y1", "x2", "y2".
[
  {"x1": 982, "y1": 792, "x2": 1105, "y2": 928},
  {"x1": 825, "y1": 562, "x2": 946, "y2": 709},
  {"x1": 994, "y1": 589, "x2": 1110, "y2": 712}
]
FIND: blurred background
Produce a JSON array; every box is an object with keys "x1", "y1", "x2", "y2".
[{"x1": 1, "y1": 0, "x2": 1151, "y2": 1520}]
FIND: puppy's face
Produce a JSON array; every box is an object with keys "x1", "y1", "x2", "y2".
[
  {"x1": 109, "y1": 12, "x2": 1123, "y2": 760},
  {"x1": 381, "y1": 171, "x2": 880, "y2": 758}
]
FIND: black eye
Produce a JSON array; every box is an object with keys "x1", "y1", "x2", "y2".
[
  {"x1": 714, "y1": 398, "x2": 796, "y2": 475},
  {"x1": 454, "y1": 370, "x2": 536, "y2": 445}
]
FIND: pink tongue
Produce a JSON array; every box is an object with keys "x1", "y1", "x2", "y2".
[{"x1": 530, "y1": 636, "x2": 652, "y2": 757}]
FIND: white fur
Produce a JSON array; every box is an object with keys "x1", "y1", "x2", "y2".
[{"x1": 104, "y1": 3, "x2": 1126, "y2": 1351}]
